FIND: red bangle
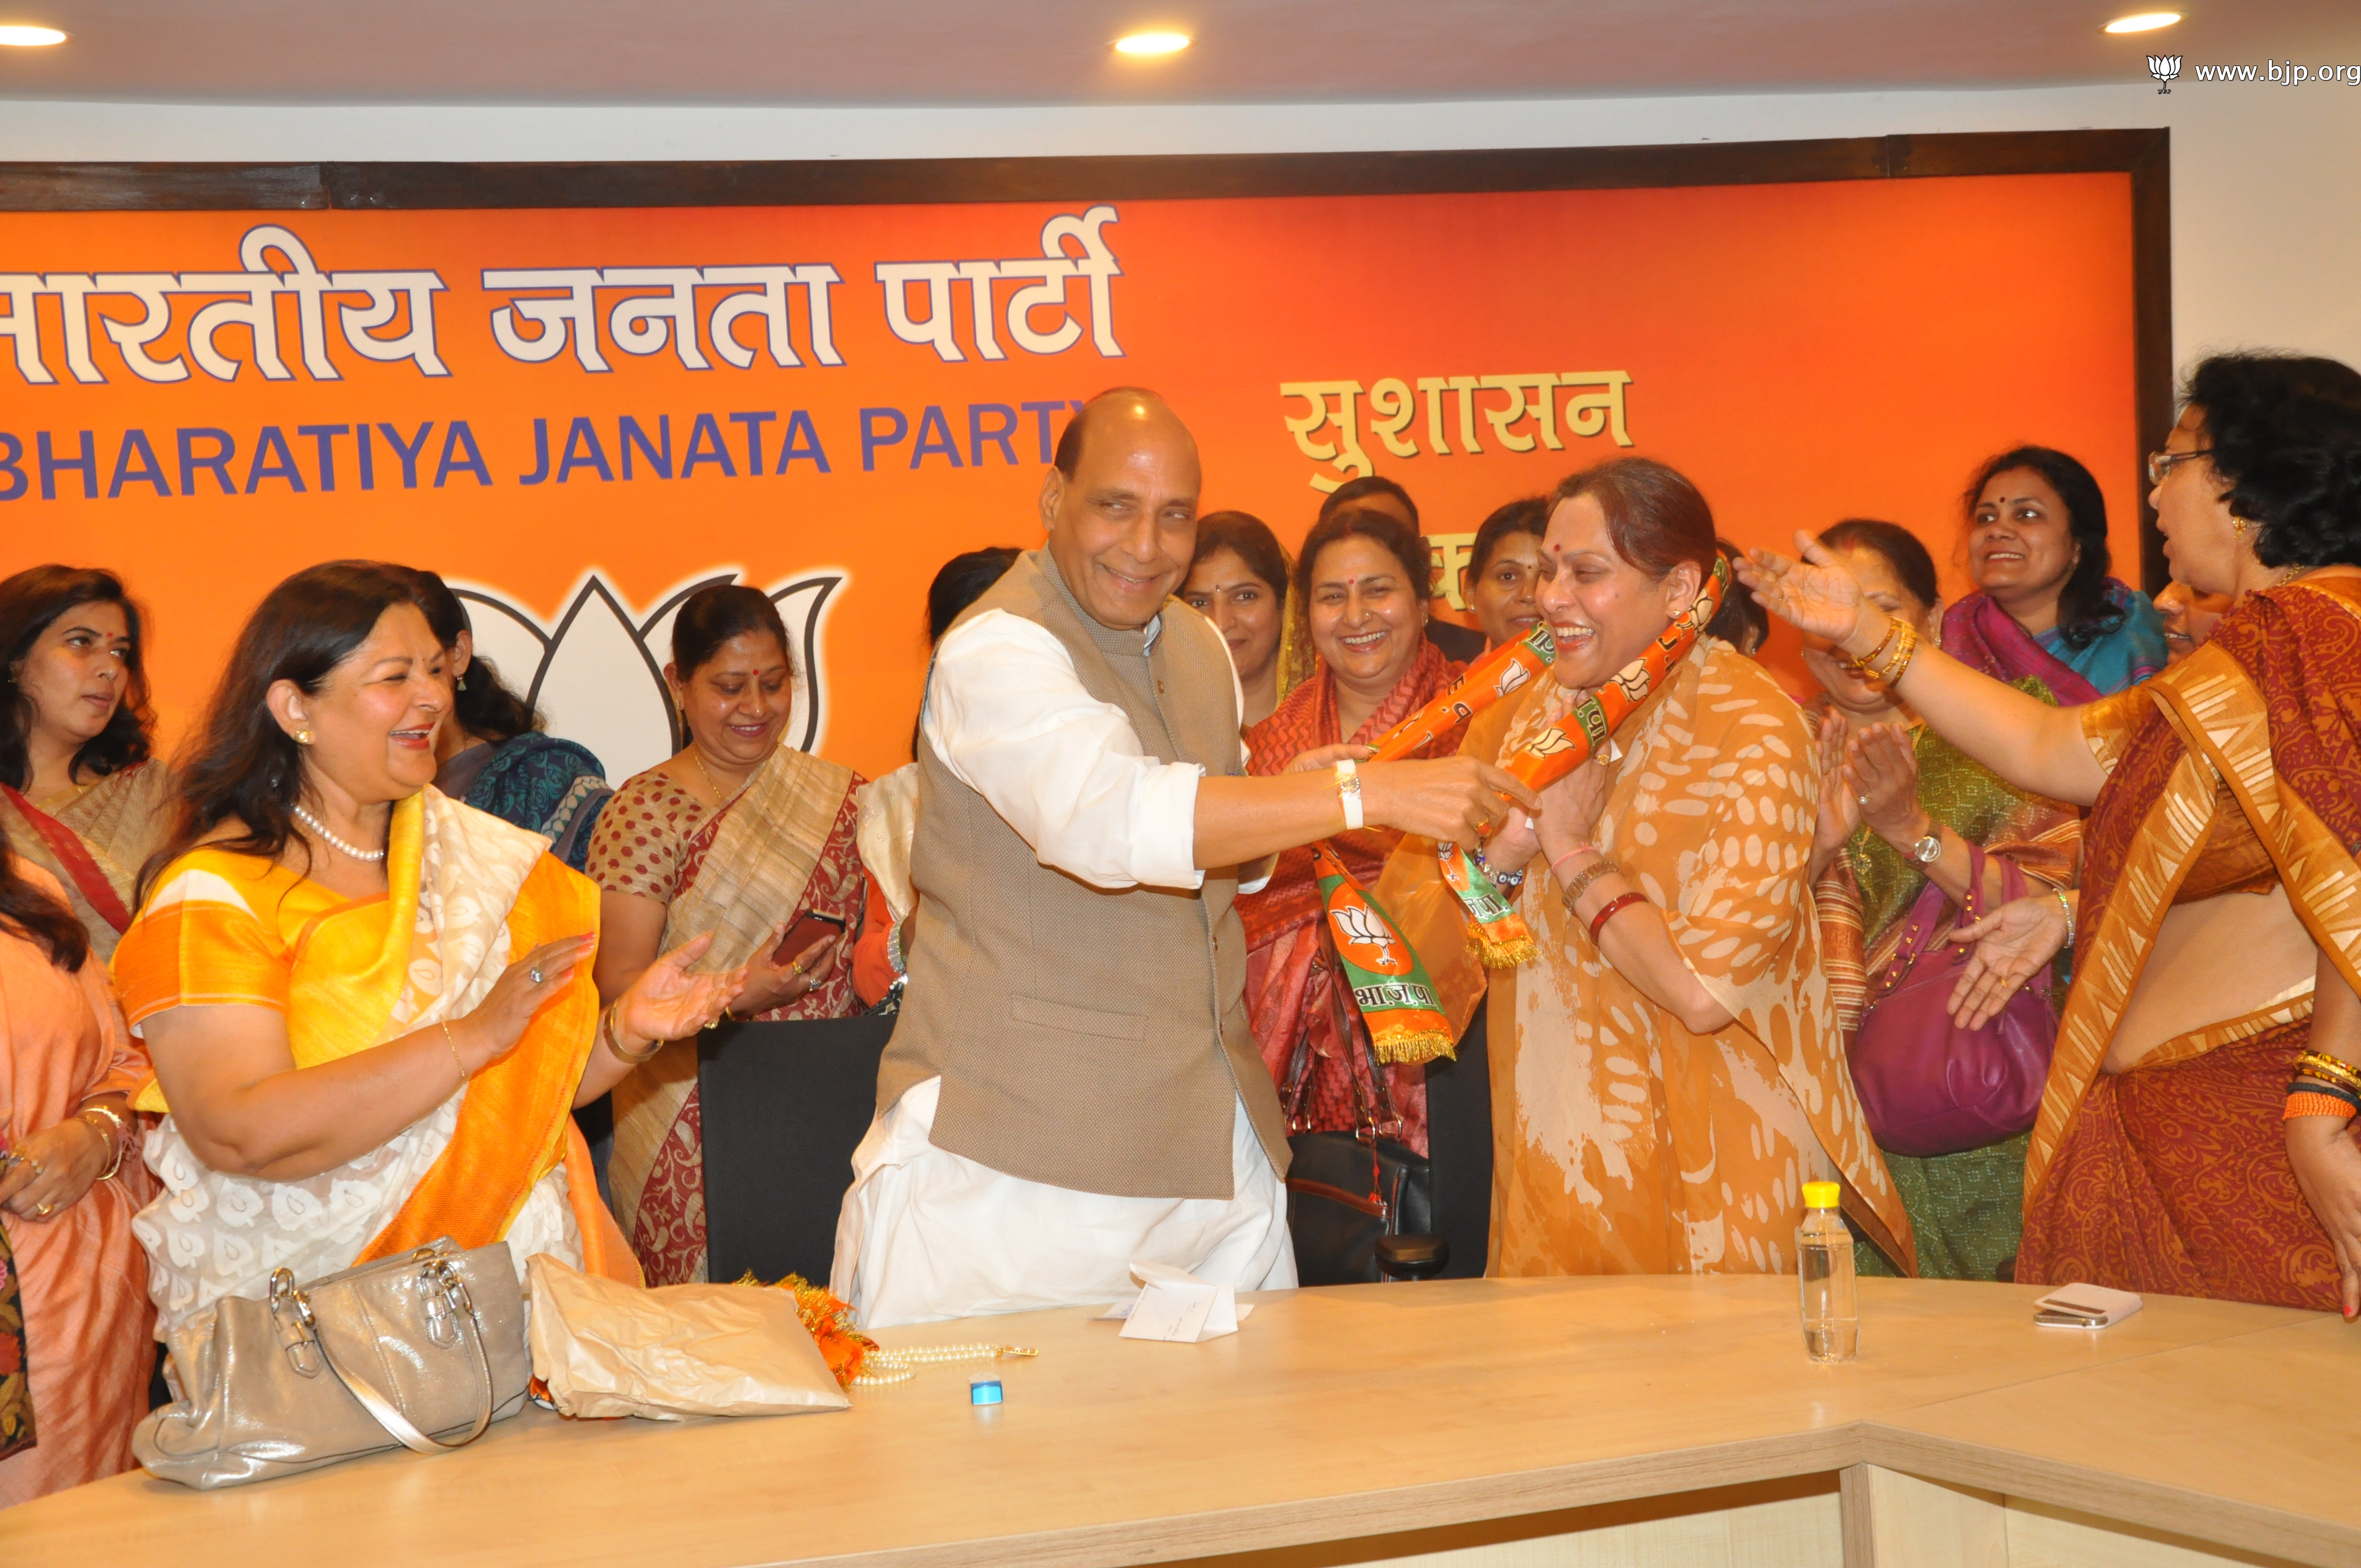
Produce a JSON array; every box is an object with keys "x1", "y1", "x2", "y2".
[{"x1": 1587, "y1": 890, "x2": 1649, "y2": 945}]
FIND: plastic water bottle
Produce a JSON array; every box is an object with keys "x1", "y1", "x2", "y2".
[{"x1": 1797, "y1": 1180, "x2": 1858, "y2": 1362}]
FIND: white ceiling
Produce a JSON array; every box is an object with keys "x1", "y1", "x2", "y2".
[{"x1": 0, "y1": 1, "x2": 2351, "y2": 106}]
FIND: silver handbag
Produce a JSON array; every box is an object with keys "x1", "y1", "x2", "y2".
[{"x1": 134, "y1": 1238, "x2": 529, "y2": 1490}]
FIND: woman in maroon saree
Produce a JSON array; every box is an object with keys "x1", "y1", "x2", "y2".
[
  {"x1": 1745, "y1": 353, "x2": 2361, "y2": 1316},
  {"x1": 1238, "y1": 507, "x2": 1465, "y2": 1155},
  {"x1": 589, "y1": 586, "x2": 867, "y2": 1285}
]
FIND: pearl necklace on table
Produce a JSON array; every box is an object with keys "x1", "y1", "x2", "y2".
[
  {"x1": 853, "y1": 1344, "x2": 1038, "y2": 1386},
  {"x1": 292, "y1": 803, "x2": 388, "y2": 863}
]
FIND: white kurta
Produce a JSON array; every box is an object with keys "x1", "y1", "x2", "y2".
[{"x1": 830, "y1": 606, "x2": 1293, "y2": 1329}]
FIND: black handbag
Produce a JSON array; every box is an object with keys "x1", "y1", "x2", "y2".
[{"x1": 1282, "y1": 928, "x2": 1441, "y2": 1285}]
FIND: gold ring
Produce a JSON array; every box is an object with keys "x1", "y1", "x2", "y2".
[{"x1": 35, "y1": 1201, "x2": 52, "y2": 1218}]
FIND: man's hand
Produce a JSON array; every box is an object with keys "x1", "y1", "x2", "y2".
[{"x1": 1360, "y1": 756, "x2": 1541, "y2": 844}]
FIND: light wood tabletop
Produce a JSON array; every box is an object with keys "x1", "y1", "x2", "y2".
[{"x1": 0, "y1": 1275, "x2": 2346, "y2": 1568}]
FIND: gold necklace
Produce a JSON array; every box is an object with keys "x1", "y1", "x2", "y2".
[{"x1": 690, "y1": 748, "x2": 744, "y2": 808}]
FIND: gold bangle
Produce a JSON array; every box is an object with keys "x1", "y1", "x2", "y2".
[
  {"x1": 1870, "y1": 620, "x2": 1921, "y2": 685},
  {"x1": 606, "y1": 1001, "x2": 665, "y2": 1066},
  {"x1": 1840, "y1": 616, "x2": 1900, "y2": 677},
  {"x1": 2295, "y1": 1051, "x2": 2361, "y2": 1094},
  {"x1": 75, "y1": 1105, "x2": 130, "y2": 1183},
  {"x1": 442, "y1": 1020, "x2": 471, "y2": 1090},
  {"x1": 1559, "y1": 856, "x2": 1619, "y2": 911}
]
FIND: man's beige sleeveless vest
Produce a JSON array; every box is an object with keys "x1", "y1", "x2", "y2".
[{"x1": 878, "y1": 548, "x2": 1291, "y2": 1199}]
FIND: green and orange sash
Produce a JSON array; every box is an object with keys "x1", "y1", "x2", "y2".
[{"x1": 1318, "y1": 562, "x2": 1729, "y2": 1061}]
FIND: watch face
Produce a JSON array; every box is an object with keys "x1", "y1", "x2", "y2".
[{"x1": 1914, "y1": 834, "x2": 1943, "y2": 864}]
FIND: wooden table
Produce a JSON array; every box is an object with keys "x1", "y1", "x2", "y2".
[{"x1": 6, "y1": 1276, "x2": 2357, "y2": 1568}]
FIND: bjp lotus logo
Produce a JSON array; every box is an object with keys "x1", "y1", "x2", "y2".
[
  {"x1": 1332, "y1": 900, "x2": 1413, "y2": 976},
  {"x1": 2148, "y1": 55, "x2": 2180, "y2": 92},
  {"x1": 450, "y1": 567, "x2": 844, "y2": 786}
]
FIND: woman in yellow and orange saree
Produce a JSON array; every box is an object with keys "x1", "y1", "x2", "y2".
[
  {"x1": 1745, "y1": 353, "x2": 2361, "y2": 1316},
  {"x1": 1379, "y1": 460, "x2": 1913, "y2": 1278},
  {"x1": 115, "y1": 563, "x2": 743, "y2": 1355}
]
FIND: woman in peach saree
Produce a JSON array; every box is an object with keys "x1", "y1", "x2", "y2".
[
  {"x1": 1380, "y1": 459, "x2": 1912, "y2": 1278},
  {"x1": 0, "y1": 842, "x2": 153, "y2": 1506},
  {"x1": 1745, "y1": 352, "x2": 2361, "y2": 1316}
]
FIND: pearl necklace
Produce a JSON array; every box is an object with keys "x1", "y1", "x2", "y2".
[
  {"x1": 852, "y1": 1344, "x2": 1037, "y2": 1387},
  {"x1": 292, "y1": 803, "x2": 388, "y2": 863}
]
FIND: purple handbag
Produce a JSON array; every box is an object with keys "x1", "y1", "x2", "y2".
[{"x1": 1847, "y1": 841, "x2": 2057, "y2": 1158}]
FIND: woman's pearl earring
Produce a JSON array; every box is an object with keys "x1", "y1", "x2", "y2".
[{"x1": 294, "y1": 729, "x2": 313, "y2": 746}]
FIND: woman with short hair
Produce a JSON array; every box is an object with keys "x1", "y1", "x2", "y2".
[
  {"x1": 1746, "y1": 352, "x2": 2361, "y2": 1314},
  {"x1": 414, "y1": 570, "x2": 613, "y2": 872},
  {"x1": 0, "y1": 566, "x2": 173, "y2": 960},
  {"x1": 1238, "y1": 505, "x2": 1467, "y2": 1153},
  {"x1": 1383, "y1": 458, "x2": 1912, "y2": 1276},
  {"x1": 587, "y1": 583, "x2": 870, "y2": 1284},
  {"x1": 1943, "y1": 446, "x2": 2167, "y2": 699},
  {"x1": 118, "y1": 562, "x2": 737, "y2": 1360}
]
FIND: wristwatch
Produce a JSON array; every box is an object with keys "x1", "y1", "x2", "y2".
[{"x1": 1908, "y1": 828, "x2": 1943, "y2": 866}]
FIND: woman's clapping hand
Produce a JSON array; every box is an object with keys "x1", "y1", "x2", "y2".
[
  {"x1": 1845, "y1": 722, "x2": 1925, "y2": 845},
  {"x1": 620, "y1": 930, "x2": 751, "y2": 1043},
  {"x1": 1809, "y1": 711, "x2": 1860, "y2": 877}
]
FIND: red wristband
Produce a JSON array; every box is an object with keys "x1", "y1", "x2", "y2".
[{"x1": 1587, "y1": 891, "x2": 1649, "y2": 945}]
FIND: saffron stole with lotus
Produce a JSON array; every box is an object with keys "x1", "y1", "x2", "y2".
[{"x1": 1324, "y1": 559, "x2": 1731, "y2": 1064}]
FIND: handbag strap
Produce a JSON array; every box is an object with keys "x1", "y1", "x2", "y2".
[{"x1": 270, "y1": 1255, "x2": 498, "y2": 1457}]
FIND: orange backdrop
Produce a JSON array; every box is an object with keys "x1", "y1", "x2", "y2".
[{"x1": 0, "y1": 171, "x2": 2138, "y2": 783}]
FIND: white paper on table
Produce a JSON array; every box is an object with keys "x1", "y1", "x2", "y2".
[{"x1": 1101, "y1": 1260, "x2": 1256, "y2": 1342}]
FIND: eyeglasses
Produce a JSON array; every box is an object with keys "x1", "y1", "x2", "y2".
[{"x1": 2147, "y1": 448, "x2": 2213, "y2": 485}]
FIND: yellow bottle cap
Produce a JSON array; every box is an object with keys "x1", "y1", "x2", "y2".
[{"x1": 1803, "y1": 1181, "x2": 1842, "y2": 1210}]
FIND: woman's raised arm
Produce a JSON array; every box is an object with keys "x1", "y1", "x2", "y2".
[{"x1": 1742, "y1": 532, "x2": 2109, "y2": 807}]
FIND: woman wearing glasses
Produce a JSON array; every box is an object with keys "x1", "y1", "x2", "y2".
[
  {"x1": 1744, "y1": 352, "x2": 2361, "y2": 1317},
  {"x1": 1941, "y1": 445, "x2": 2168, "y2": 701}
]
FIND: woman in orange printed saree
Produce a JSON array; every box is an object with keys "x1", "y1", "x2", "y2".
[
  {"x1": 1239, "y1": 508, "x2": 1466, "y2": 1155},
  {"x1": 115, "y1": 564, "x2": 741, "y2": 1364},
  {"x1": 1745, "y1": 353, "x2": 2361, "y2": 1316},
  {"x1": 1379, "y1": 460, "x2": 1913, "y2": 1277}
]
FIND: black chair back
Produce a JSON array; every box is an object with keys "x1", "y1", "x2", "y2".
[
  {"x1": 697, "y1": 1012, "x2": 894, "y2": 1287},
  {"x1": 1421, "y1": 998, "x2": 1493, "y2": 1279}
]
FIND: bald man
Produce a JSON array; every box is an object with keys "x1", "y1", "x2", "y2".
[{"x1": 831, "y1": 389, "x2": 1532, "y2": 1327}]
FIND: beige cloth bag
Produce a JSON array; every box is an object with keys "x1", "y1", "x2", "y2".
[{"x1": 525, "y1": 1255, "x2": 851, "y2": 1420}]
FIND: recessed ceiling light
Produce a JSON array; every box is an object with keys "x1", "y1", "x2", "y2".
[
  {"x1": 1114, "y1": 31, "x2": 1190, "y2": 56},
  {"x1": 2103, "y1": 12, "x2": 2182, "y2": 33},
  {"x1": 0, "y1": 24, "x2": 68, "y2": 46}
]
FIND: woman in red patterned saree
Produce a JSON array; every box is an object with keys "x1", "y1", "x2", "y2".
[
  {"x1": 1238, "y1": 506, "x2": 1466, "y2": 1155},
  {"x1": 1745, "y1": 352, "x2": 2361, "y2": 1317},
  {"x1": 590, "y1": 585, "x2": 868, "y2": 1285}
]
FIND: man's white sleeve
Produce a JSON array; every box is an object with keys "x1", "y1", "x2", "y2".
[{"x1": 923, "y1": 610, "x2": 1204, "y2": 891}]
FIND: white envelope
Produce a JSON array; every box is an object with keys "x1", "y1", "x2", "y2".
[{"x1": 1100, "y1": 1260, "x2": 1257, "y2": 1343}]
